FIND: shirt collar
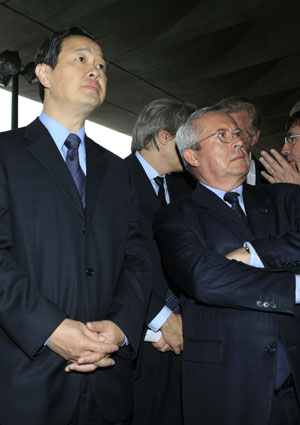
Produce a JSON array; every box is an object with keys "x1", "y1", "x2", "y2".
[
  {"x1": 200, "y1": 181, "x2": 243, "y2": 203},
  {"x1": 135, "y1": 151, "x2": 165, "y2": 180},
  {"x1": 39, "y1": 112, "x2": 85, "y2": 150}
]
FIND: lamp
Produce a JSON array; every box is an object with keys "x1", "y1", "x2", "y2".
[{"x1": 0, "y1": 50, "x2": 37, "y2": 128}]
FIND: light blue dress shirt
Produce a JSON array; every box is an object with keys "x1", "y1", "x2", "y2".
[
  {"x1": 39, "y1": 112, "x2": 86, "y2": 175},
  {"x1": 200, "y1": 182, "x2": 300, "y2": 303}
]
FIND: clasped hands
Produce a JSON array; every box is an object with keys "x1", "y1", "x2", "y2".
[{"x1": 47, "y1": 318, "x2": 125, "y2": 373}]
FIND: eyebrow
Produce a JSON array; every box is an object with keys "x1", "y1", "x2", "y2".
[{"x1": 72, "y1": 47, "x2": 107, "y2": 62}]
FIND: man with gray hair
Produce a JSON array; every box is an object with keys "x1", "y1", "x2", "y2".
[
  {"x1": 154, "y1": 108, "x2": 300, "y2": 425},
  {"x1": 216, "y1": 96, "x2": 266, "y2": 184},
  {"x1": 126, "y1": 98, "x2": 196, "y2": 425}
]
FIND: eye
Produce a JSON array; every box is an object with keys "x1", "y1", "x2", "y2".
[
  {"x1": 76, "y1": 56, "x2": 84, "y2": 62},
  {"x1": 96, "y1": 62, "x2": 107, "y2": 72},
  {"x1": 218, "y1": 130, "x2": 227, "y2": 140}
]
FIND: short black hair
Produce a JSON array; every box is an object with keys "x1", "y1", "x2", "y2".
[
  {"x1": 34, "y1": 26, "x2": 96, "y2": 101},
  {"x1": 286, "y1": 110, "x2": 300, "y2": 132}
]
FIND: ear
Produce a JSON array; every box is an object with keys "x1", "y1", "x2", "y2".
[
  {"x1": 35, "y1": 63, "x2": 51, "y2": 89},
  {"x1": 251, "y1": 130, "x2": 260, "y2": 146},
  {"x1": 157, "y1": 129, "x2": 173, "y2": 146},
  {"x1": 183, "y1": 149, "x2": 199, "y2": 167}
]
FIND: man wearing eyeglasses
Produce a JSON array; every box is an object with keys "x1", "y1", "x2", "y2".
[
  {"x1": 153, "y1": 108, "x2": 300, "y2": 425},
  {"x1": 259, "y1": 111, "x2": 300, "y2": 184},
  {"x1": 216, "y1": 96, "x2": 266, "y2": 185}
]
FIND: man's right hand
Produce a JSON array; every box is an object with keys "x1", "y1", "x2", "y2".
[
  {"x1": 159, "y1": 312, "x2": 183, "y2": 354},
  {"x1": 47, "y1": 318, "x2": 118, "y2": 369}
]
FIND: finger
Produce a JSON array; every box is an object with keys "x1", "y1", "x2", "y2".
[
  {"x1": 84, "y1": 340, "x2": 118, "y2": 354},
  {"x1": 65, "y1": 357, "x2": 115, "y2": 373},
  {"x1": 260, "y1": 170, "x2": 276, "y2": 184},
  {"x1": 77, "y1": 352, "x2": 109, "y2": 365},
  {"x1": 270, "y1": 149, "x2": 288, "y2": 167}
]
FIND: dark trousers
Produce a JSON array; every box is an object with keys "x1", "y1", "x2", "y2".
[
  {"x1": 69, "y1": 377, "x2": 130, "y2": 425},
  {"x1": 268, "y1": 377, "x2": 300, "y2": 425}
]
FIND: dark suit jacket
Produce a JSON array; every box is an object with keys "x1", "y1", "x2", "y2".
[
  {"x1": 125, "y1": 153, "x2": 194, "y2": 425},
  {"x1": 0, "y1": 119, "x2": 151, "y2": 425},
  {"x1": 126, "y1": 153, "x2": 195, "y2": 322},
  {"x1": 154, "y1": 182, "x2": 300, "y2": 425},
  {"x1": 252, "y1": 154, "x2": 268, "y2": 185}
]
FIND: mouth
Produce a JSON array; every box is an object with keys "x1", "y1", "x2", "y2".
[{"x1": 83, "y1": 83, "x2": 100, "y2": 92}]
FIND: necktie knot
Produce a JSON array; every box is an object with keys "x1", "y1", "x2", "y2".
[
  {"x1": 224, "y1": 191, "x2": 240, "y2": 205},
  {"x1": 154, "y1": 176, "x2": 164, "y2": 188},
  {"x1": 65, "y1": 133, "x2": 81, "y2": 151},
  {"x1": 224, "y1": 191, "x2": 247, "y2": 222},
  {"x1": 154, "y1": 176, "x2": 167, "y2": 206}
]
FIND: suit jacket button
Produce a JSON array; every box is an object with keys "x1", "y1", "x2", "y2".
[
  {"x1": 266, "y1": 345, "x2": 276, "y2": 355},
  {"x1": 86, "y1": 268, "x2": 94, "y2": 276},
  {"x1": 263, "y1": 301, "x2": 270, "y2": 308}
]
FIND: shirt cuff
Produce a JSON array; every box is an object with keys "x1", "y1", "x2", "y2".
[
  {"x1": 295, "y1": 276, "x2": 300, "y2": 304},
  {"x1": 148, "y1": 306, "x2": 172, "y2": 332},
  {"x1": 244, "y1": 242, "x2": 264, "y2": 268}
]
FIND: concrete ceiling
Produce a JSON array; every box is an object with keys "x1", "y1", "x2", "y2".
[{"x1": 1, "y1": 0, "x2": 300, "y2": 154}]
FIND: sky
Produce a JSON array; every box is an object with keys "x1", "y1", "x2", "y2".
[{"x1": 0, "y1": 88, "x2": 132, "y2": 158}]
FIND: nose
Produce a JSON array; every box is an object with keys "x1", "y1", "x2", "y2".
[
  {"x1": 233, "y1": 133, "x2": 244, "y2": 147},
  {"x1": 281, "y1": 142, "x2": 290, "y2": 155},
  {"x1": 88, "y1": 64, "x2": 100, "y2": 79}
]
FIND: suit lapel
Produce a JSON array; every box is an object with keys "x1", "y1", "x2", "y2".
[
  {"x1": 26, "y1": 119, "x2": 84, "y2": 218},
  {"x1": 85, "y1": 137, "x2": 108, "y2": 225},
  {"x1": 191, "y1": 183, "x2": 255, "y2": 241},
  {"x1": 243, "y1": 184, "x2": 273, "y2": 238},
  {"x1": 127, "y1": 153, "x2": 162, "y2": 212}
]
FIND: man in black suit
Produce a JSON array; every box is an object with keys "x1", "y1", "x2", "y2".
[
  {"x1": 217, "y1": 96, "x2": 267, "y2": 184},
  {"x1": 154, "y1": 108, "x2": 300, "y2": 425},
  {"x1": 0, "y1": 26, "x2": 151, "y2": 425},
  {"x1": 125, "y1": 98, "x2": 196, "y2": 425}
]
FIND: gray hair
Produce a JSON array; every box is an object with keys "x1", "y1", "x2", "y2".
[
  {"x1": 176, "y1": 106, "x2": 220, "y2": 176},
  {"x1": 290, "y1": 101, "x2": 300, "y2": 117},
  {"x1": 215, "y1": 96, "x2": 261, "y2": 137},
  {"x1": 131, "y1": 98, "x2": 196, "y2": 152}
]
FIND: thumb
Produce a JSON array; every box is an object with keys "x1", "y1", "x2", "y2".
[{"x1": 86, "y1": 321, "x2": 103, "y2": 332}]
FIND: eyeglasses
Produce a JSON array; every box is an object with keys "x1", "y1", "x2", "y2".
[
  {"x1": 190, "y1": 129, "x2": 247, "y2": 149},
  {"x1": 284, "y1": 134, "x2": 300, "y2": 146}
]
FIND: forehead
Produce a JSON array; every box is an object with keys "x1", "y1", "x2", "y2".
[
  {"x1": 288, "y1": 124, "x2": 300, "y2": 134},
  {"x1": 60, "y1": 35, "x2": 104, "y2": 57},
  {"x1": 229, "y1": 109, "x2": 250, "y2": 128},
  {"x1": 195, "y1": 111, "x2": 237, "y2": 133}
]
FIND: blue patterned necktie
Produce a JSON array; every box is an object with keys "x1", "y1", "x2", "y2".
[
  {"x1": 224, "y1": 192, "x2": 247, "y2": 222},
  {"x1": 64, "y1": 134, "x2": 86, "y2": 207}
]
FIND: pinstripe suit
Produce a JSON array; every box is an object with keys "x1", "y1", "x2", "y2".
[{"x1": 154, "y1": 182, "x2": 300, "y2": 425}]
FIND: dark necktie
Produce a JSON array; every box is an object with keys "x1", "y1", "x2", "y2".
[
  {"x1": 64, "y1": 134, "x2": 86, "y2": 207},
  {"x1": 224, "y1": 192, "x2": 247, "y2": 222},
  {"x1": 154, "y1": 176, "x2": 180, "y2": 312},
  {"x1": 154, "y1": 176, "x2": 167, "y2": 207}
]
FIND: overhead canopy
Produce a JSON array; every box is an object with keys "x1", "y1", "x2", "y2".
[{"x1": 1, "y1": 0, "x2": 300, "y2": 153}]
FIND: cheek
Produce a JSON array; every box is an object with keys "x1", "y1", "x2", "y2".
[{"x1": 290, "y1": 143, "x2": 300, "y2": 159}]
